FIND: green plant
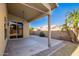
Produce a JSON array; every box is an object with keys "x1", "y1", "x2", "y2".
[
  {"x1": 29, "y1": 27, "x2": 34, "y2": 31},
  {"x1": 66, "y1": 9, "x2": 79, "y2": 41},
  {"x1": 62, "y1": 9, "x2": 79, "y2": 42},
  {"x1": 61, "y1": 24, "x2": 70, "y2": 32},
  {"x1": 39, "y1": 31, "x2": 45, "y2": 37},
  {"x1": 61, "y1": 19, "x2": 73, "y2": 42}
]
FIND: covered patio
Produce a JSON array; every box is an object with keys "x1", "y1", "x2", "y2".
[
  {"x1": 0, "y1": 3, "x2": 58, "y2": 56},
  {"x1": 1, "y1": 3, "x2": 79, "y2": 56},
  {"x1": 6, "y1": 3, "x2": 57, "y2": 48}
]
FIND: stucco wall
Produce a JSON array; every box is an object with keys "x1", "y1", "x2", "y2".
[
  {"x1": 0, "y1": 3, "x2": 7, "y2": 56},
  {"x1": 23, "y1": 20, "x2": 29, "y2": 38}
]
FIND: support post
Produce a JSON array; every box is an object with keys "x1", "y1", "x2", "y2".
[{"x1": 48, "y1": 13, "x2": 51, "y2": 47}]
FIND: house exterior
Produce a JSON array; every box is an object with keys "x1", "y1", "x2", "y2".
[{"x1": 0, "y1": 3, "x2": 57, "y2": 55}]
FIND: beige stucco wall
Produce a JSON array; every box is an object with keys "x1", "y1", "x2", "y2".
[
  {"x1": 23, "y1": 20, "x2": 29, "y2": 38},
  {"x1": 0, "y1": 3, "x2": 7, "y2": 56}
]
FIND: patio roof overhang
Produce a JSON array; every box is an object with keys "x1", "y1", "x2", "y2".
[{"x1": 7, "y1": 3, "x2": 57, "y2": 22}]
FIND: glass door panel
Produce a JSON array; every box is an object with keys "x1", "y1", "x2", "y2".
[
  {"x1": 10, "y1": 22, "x2": 17, "y2": 39},
  {"x1": 17, "y1": 22, "x2": 23, "y2": 38}
]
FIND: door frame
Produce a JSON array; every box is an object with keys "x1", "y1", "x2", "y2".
[{"x1": 8, "y1": 21, "x2": 23, "y2": 39}]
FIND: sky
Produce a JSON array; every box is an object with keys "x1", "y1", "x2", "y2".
[{"x1": 29, "y1": 3, "x2": 79, "y2": 28}]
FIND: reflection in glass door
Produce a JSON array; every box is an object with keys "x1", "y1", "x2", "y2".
[
  {"x1": 10, "y1": 22, "x2": 17, "y2": 39},
  {"x1": 17, "y1": 22, "x2": 23, "y2": 38},
  {"x1": 10, "y1": 21, "x2": 23, "y2": 39}
]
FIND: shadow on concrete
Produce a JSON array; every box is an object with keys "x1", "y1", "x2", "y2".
[{"x1": 51, "y1": 43, "x2": 79, "y2": 56}]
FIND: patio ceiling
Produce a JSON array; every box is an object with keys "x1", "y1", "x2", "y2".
[{"x1": 7, "y1": 3, "x2": 57, "y2": 22}]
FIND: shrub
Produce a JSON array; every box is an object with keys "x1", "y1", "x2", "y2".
[{"x1": 39, "y1": 31, "x2": 45, "y2": 37}]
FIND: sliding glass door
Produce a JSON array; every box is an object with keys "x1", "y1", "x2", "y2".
[{"x1": 10, "y1": 21, "x2": 23, "y2": 39}]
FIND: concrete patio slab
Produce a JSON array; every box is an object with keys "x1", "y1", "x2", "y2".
[{"x1": 4, "y1": 35, "x2": 67, "y2": 56}]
